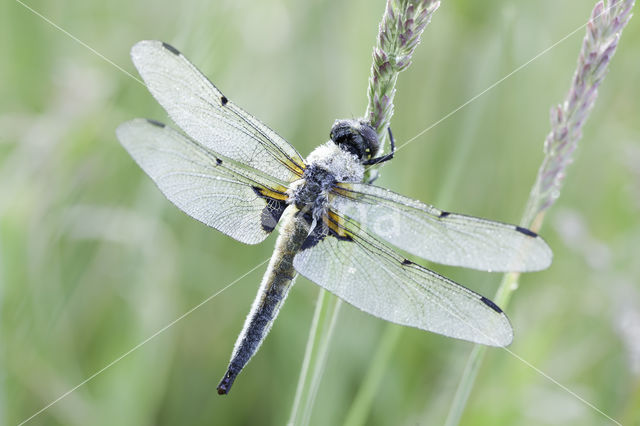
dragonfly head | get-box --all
[330,119,379,162]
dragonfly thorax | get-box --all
[305,140,365,183]
[288,164,334,213]
[288,141,364,223]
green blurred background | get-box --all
[2,0,639,424]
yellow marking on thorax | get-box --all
[255,185,289,201]
[326,210,352,239]
[332,183,357,199]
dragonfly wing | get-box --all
[130,40,305,183]
[293,212,513,346]
[330,183,552,272]
[117,119,290,244]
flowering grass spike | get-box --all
[523,0,635,227]
[365,0,440,157]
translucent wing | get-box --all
[330,183,552,272]
[293,213,513,346]
[117,119,290,244]
[130,40,305,183]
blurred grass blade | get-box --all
[343,326,402,426]
[364,0,440,181]
[288,289,326,425]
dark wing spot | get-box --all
[331,230,353,242]
[301,227,324,250]
[252,187,287,233]
[480,296,503,314]
[161,42,180,56]
[439,211,451,218]
[221,96,229,106]
[146,119,165,128]
[260,199,287,233]
[300,213,353,250]
[515,226,537,238]
[401,259,414,266]
[299,210,325,250]
[216,158,223,165]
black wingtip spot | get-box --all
[221,96,228,106]
[439,211,451,218]
[401,259,414,266]
[146,119,165,128]
[216,158,223,165]
[480,296,503,314]
[162,42,180,55]
[515,226,538,238]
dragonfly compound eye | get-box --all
[330,119,379,161]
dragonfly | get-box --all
[117,40,552,395]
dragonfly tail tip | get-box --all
[217,369,238,395]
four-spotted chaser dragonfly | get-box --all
[117,40,552,395]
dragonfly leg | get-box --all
[362,127,395,166]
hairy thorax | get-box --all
[287,141,364,222]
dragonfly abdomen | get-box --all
[217,205,310,395]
